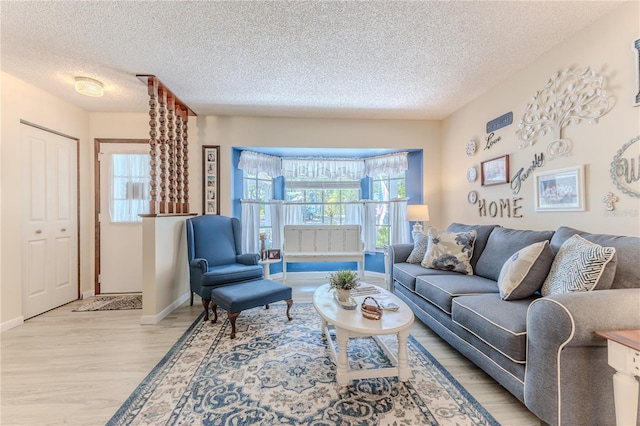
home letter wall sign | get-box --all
[478,197,523,218]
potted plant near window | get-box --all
[329,269,360,302]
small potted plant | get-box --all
[329,269,360,302]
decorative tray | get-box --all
[333,293,357,310]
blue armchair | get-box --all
[186,215,264,320]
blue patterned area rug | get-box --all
[108,304,499,426]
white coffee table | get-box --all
[312,283,414,386]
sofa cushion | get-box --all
[550,226,639,289]
[421,228,477,275]
[475,227,555,281]
[497,240,555,300]
[406,233,429,264]
[446,223,500,269]
[393,263,459,291]
[415,274,498,315]
[452,294,537,364]
[541,234,617,296]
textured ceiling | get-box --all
[0,1,623,120]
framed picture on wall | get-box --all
[534,165,585,211]
[202,145,220,215]
[634,38,640,106]
[480,154,510,186]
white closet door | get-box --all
[22,125,78,319]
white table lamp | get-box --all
[407,204,430,238]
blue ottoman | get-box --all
[210,279,293,339]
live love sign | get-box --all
[610,136,640,198]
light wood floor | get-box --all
[1,273,540,425]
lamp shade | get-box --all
[75,77,103,97]
[407,204,430,222]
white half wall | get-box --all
[140,215,192,324]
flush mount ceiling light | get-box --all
[74,76,103,97]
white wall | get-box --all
[441,2,640,236]
[1,71,90,326]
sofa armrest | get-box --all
[525,288,640,425]
[388,244,415,292]
[389,244,414,264]
[237,253,260,265]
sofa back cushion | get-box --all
[475,227,555,281]
[550,226,639,289]
[446,223,500,270]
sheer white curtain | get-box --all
[284,203,303,225]
[238,150,282,178]
[281,158,365,180]
[109,152,150,223]
[241,200,261,253]
[345,203,363,225]
[269,201,284,250]
[389,198,409,245]
[363,201,378,253]
[364,152,408,177]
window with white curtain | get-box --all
[285,178,360,225]
[109,153,150,223]
[371,171,406,247]
[243,172,273,248]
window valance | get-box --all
[364,152,408,177]
[238,151,282,178]
[239,150,409,179]
[281,158,365,180]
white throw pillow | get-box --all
[497,241,554,300]
[541,234,616,296]
[421,228,476,275]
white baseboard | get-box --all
[81,290,95,300]
[1,316,24,333]
[140,292,191,325]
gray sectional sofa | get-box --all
[389,224,640,426]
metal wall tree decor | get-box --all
[516,67,611,160]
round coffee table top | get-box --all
[312,283,414,334]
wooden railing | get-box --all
[137,75,196,215]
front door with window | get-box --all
[99,142,149,293]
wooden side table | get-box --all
[595,329,640,426]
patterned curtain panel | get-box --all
[364,152,408,177]
[238,151,282,178]
[281,158,365,180]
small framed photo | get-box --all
[267,249,281,260]
[534,165,585,211]
[634,38,640,106]
[480,154,510,186]
[202,145,220,215]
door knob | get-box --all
[61,228,67,232]
[35,229,42,234]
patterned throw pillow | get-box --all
[406,233,429,264]
[421,228,477,275]
[497,241,555,300]
[541,234,617,296]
